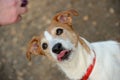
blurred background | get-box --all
[0,0,120,80]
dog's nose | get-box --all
[52,43,63,54]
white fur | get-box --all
[90,41,120,80]
[44,31,53,41]
[44,31,120,80]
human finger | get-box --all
[18,7,28,14]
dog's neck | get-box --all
[57,38,95,80]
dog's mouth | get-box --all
[57,50,71,61]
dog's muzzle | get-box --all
[52,43,71,61]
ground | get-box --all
[0,0,120,80]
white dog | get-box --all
[26,9,120,80]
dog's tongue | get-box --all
[57,50,68,61]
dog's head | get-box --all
[26,9,90,62]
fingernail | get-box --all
[21,0,28,7]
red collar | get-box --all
[81,51,96,80]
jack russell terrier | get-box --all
[26,9,120,80]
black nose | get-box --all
[52,43,63,54]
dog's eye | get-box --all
[42,43,48,50]
[56,28,63,35]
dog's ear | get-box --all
[26,36,45,61]
[54,9,79,25]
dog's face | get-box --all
[26,9,90,62]
[43,26,78,62]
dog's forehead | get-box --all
[42,23,75,41]
[44,31,53,41]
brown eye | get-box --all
[56,28,63,35]
[42,43,48,50]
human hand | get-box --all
[0,0,28,26]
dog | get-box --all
[26,9,120,80]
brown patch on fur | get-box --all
[52,9,79,26]
[78,37,91,53]
[46,9,79,32]
[26,36,45,61]
[47,9,79,38]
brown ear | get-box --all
[26,36,45,61]
[54,9,79,25]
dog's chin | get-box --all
[57,49,72,61]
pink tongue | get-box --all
[57,50,68,61]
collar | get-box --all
[81,50,96,80]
